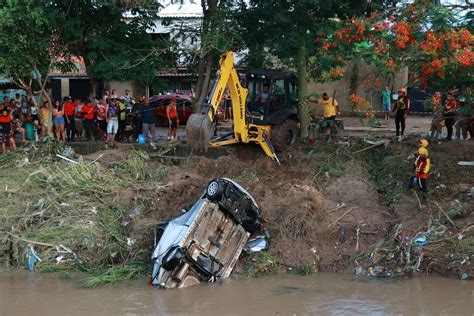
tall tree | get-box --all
[173,0,241,112]
[0,0,73,134]
[241,0,395,137]
[55,0,170,98]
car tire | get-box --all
[271,119,298,152]
[206,179,224,201]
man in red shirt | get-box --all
[63,96,77,142]
[81,100,96,141]
[0,108,16,153]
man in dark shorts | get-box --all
[0,108,16,153]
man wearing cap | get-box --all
[392,88,410,141]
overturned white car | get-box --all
[151,178,261,289]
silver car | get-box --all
[151,178,261,288]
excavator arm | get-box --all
[186,51,280,163]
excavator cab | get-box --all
[186,51,300,163]
[245,69,298,126]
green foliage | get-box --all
[0,0,74,92]
[243,252,278,278]
[360,146,410,206]
[81,260,149,287]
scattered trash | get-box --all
[62,147,74,157]
[468,187,474,197]
[56,154,79,164]
[55,255,64,264]
[355,266,366,275]
[367,266,392,277]
[89,206,98,214]
[457,161,474,166]
[460,272,469,280]
[412,235,429,247]
[127,238,136,247]
[26,245,41,271]
[244,235,268,253]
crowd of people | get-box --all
[0,89,184,153]
[382,87,472,141]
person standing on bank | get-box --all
[140,98,157,146]
[81,99,96,141]
[166,97,179,141]
[106,98,119,148]
[443,92,457,141]
[392,88,410,141]
[381,86,391,121]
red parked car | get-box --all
[150,94,228,126]
[151,95,194,126]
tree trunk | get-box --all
[195,54,213,112]
[192,0,217,113]
[90,77,99,101]
[81,54,98,101]
[297,40,309,138]
[193,50,206,110]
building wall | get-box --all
[107,80,147,98]
[308,63,408,115]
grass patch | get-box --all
[1,144,169,274]
[81,260,149,287]
[359,146,411,206]
[243,252,278,278]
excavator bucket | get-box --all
[186,113,216,151]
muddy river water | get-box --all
[0,271,472,315]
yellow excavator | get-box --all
[186,51,299,163]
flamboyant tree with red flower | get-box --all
[310,0,473,110]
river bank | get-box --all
[0,136,472,285]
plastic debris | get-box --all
[127,238,136,247]
[244,235,268,253]
[367,266,392,277]
[355,266,366,275]
[412,235,429,247]
[457,161,474,166]
[460,272,469,280]
[26,245,41,271]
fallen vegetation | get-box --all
[1,137,472,286]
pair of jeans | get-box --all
[142,122,156,143]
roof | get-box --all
[158,1,203,18]
[246,69,296,80]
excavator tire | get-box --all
[271,119,298,152]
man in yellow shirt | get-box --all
[317,92,340,135]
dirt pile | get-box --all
[130,149,390,274]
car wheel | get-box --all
[206,180,224,201]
